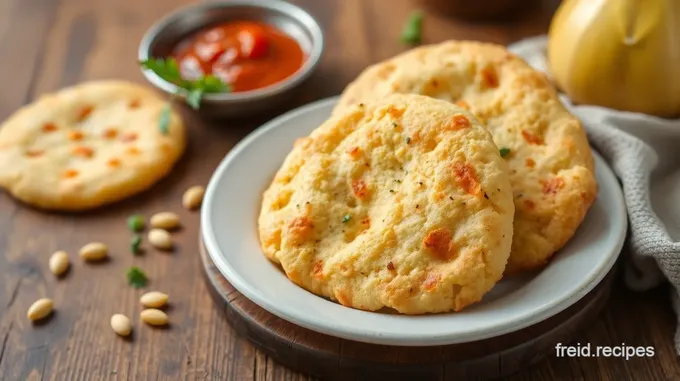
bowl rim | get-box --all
[137,0,324,102]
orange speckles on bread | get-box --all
[521,130,543,145]
[351,179,369,200]
[446,114,470,130]
[62,169,79,179]
[42,122,58,132]
[453,114,470,128]
[312,261,324,278]
[120,132,138,143]
[68,130,84,141]
[453,162,480,195]
[332,40,597,274]
[422,273,441,291]
[126,146,141,155]
[286,216,314,244]
[106,158,121,168]
[386,105,405,118]
[258,94,514,314]
[102,128,118,139]
[71,146,94,158]
[542,177,565,194]
[75,105,94,122]
[479,65,499,89]
[455,100,470,109]
[347,146,362,160]
[423,228,457,261]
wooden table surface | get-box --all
[1,0,679,380]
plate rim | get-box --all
[201,96,627,346]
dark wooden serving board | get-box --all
[199,237,615,381]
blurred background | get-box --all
[0,0,562,119]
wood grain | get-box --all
[0,0,678,380]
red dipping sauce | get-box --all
[171,21,306,92]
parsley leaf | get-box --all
[126,266,147,288]
[499,147,511,158]
[127,214,145,232]
[140,58,231,110]
[200,75,230,93]
[186,89,203,110]
[158,104,171,135]
[342,214,351,223]
[401,11,424,45]
[140,58,182,84]
[130,235,142,255]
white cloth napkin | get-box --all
[508,36,680,353]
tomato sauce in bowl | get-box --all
[171,21,306,93]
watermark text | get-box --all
[555,343,654,360]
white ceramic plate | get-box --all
[201,97,627,346]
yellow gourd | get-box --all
[548,0,680,117]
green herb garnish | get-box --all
[126,266,147,288]
[406,137,411,144]
[127,214,145,232]
[140,57,231,111]
[140,58,182,84]
[186,89,203,110]
[158,104,171,135]
[342,214,351,223]
[401,11,424,45]
[131,235,142,255]
[499,147,511,158]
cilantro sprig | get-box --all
[126,266,147,288]
[140,58,230,108]
[130,235,142,255]
[158,105,171,135]
[140,58,231,133]
[127,214,145,232]
[401,11,424,45]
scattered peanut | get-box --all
[150,212,181,230]
[140,291,169,308]
[27,298,53,321]
[182,185,205,210]
[148,229,173,250]
[79,242,108,261]
[110,314,132,336]
[140,309,169,326]
[49,250,70,276]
